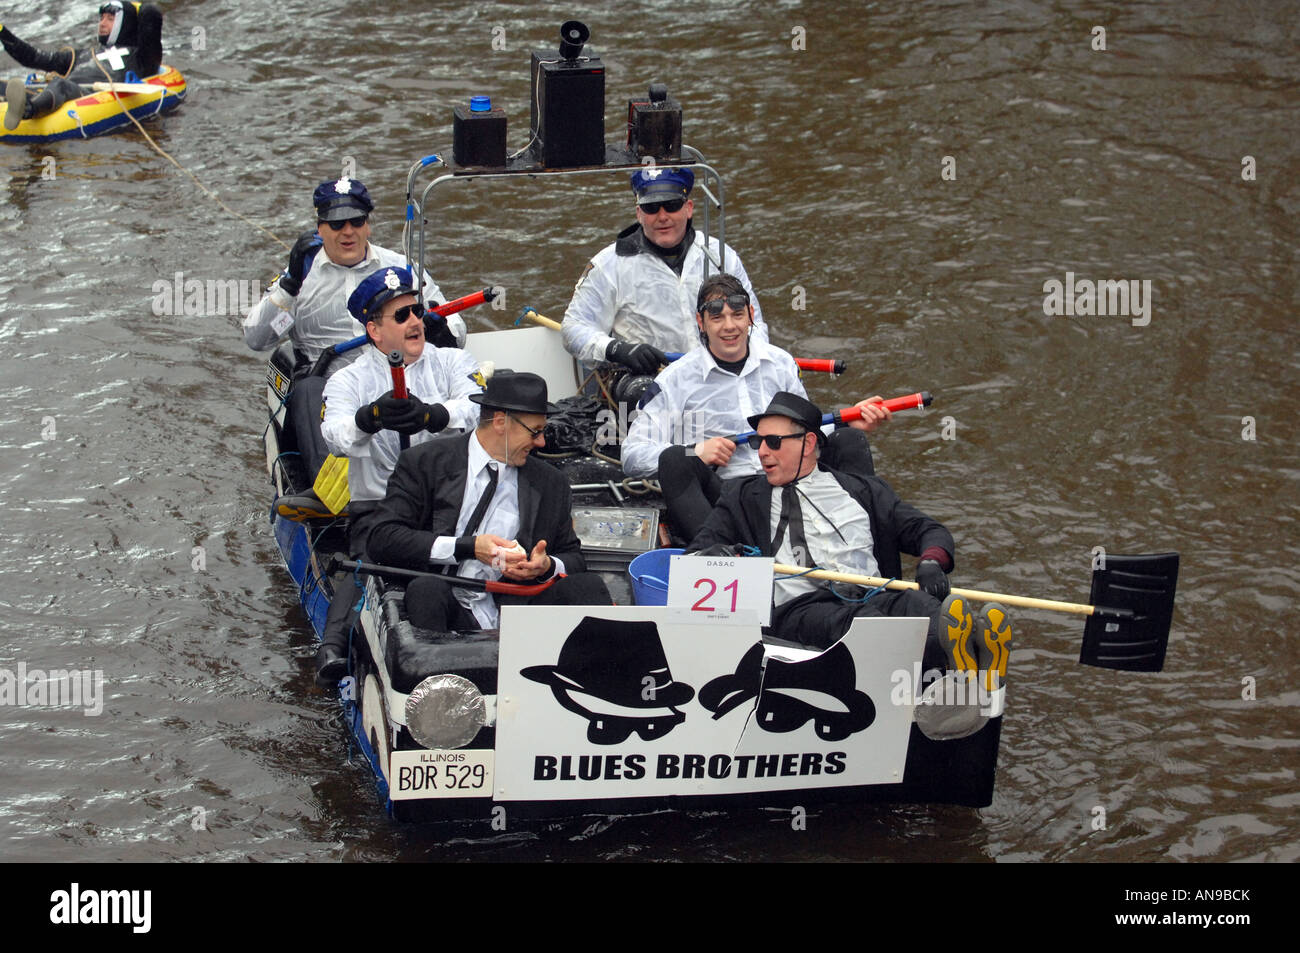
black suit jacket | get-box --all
[367,431,586,576]
[686,464,954,577]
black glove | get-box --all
[424,312,457,349]
[405,397,450,435]
[355,391,449,436]
[915,559,950,600]
[278,230,322,297]
[606,339,668,376]
[691,544,744,558]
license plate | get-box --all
[388,749,494,800]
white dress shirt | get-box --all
[771,468,880,606]
[426,432,566,628]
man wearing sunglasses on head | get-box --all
[311,266,485,685]
[687,393,992,674]
[367,371,613,636]
[622,274,889,541]
[561,167,766,376]
[242,176,465,370]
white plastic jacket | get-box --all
[621,338,805,479]
[242,241,463,363]
[320,344,485,503]
[561,224,767,364]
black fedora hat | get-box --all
[469,370,560,415]
[757,642,875,741]
[522,616,695,709]
[746,391,823,433]
[701,641,875,741]
[699,643,764,720]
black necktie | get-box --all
[772,484,812,566]
[464,463,499,535]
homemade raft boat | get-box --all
[263,331,1013,821]
[258,22,1177,820]
[260,160,1177,822]
[0,65,184,143]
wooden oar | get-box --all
[517,307,562,331]
[774,551,1179,672]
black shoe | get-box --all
[315,643,348,687]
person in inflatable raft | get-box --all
[2,2,163,131]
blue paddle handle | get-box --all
[333,334,368,355]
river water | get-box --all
[0,0,1296,863]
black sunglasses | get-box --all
[388,302,425,324]
[700,294,751,317]
[746,431,807,451]
[639,198,685,215]
[586,710,685,744]
[320,215,368,231]
[508,413,545,438]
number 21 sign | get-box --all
[665,555,774,625]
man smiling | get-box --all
[368,372,612,633]
[623,274,889,541]
[245,176,463,484]
[687,392,1007,674]
[561,168,767,375]
[242,177,462,369]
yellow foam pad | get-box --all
[313,454,351,515]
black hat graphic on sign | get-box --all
[699,641,875,742]
[521,617,695,745]
[699,643,765,719]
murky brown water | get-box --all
[0,0,1296,862]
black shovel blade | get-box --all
[1079,552,1179,672]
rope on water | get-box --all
[89,38,289,252]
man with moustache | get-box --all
[311,266,484,685]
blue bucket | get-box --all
[628,548,684,606]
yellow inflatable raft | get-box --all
[0,64,184,143]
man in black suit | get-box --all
[688,392,1004,674]
[368,371,612,630]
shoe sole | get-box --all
[940,594,977,672]
[3,79,26,131]
[978,602,1012,692]
[276,502,345,521]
